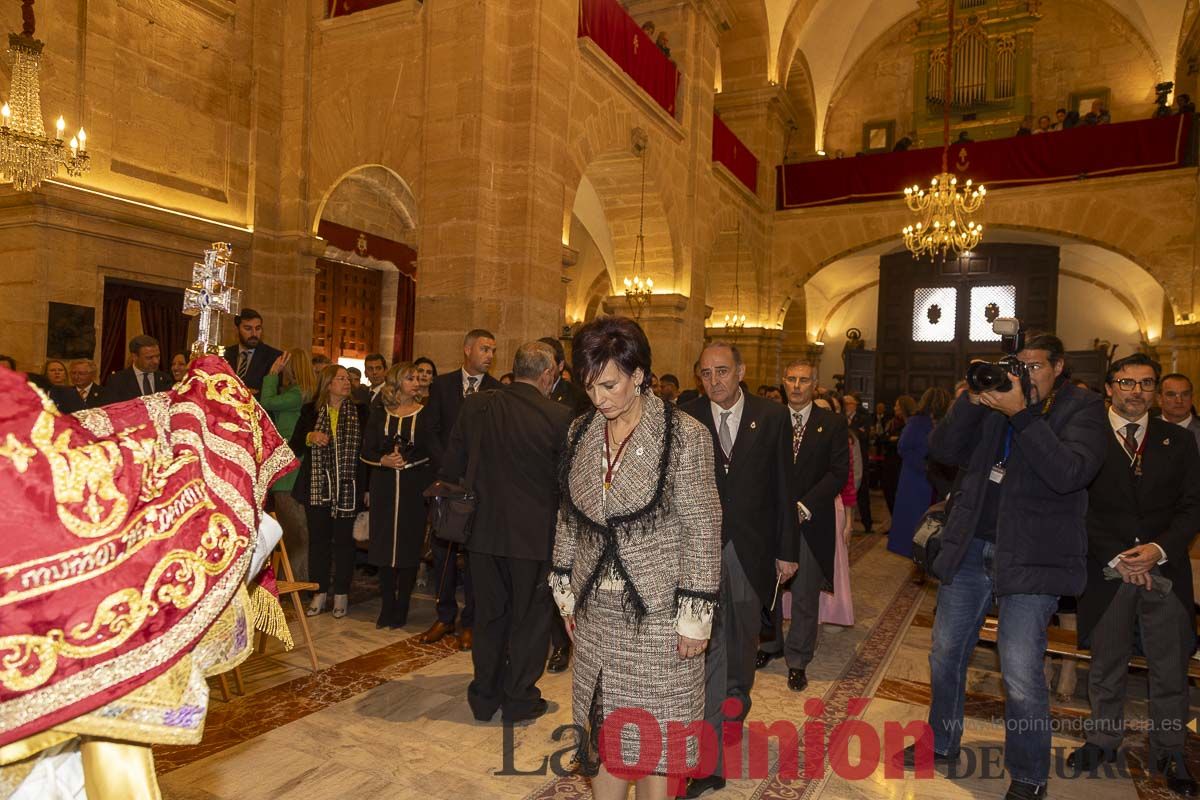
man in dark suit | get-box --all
[68,359,105,408]
[679,342,796,798]
[1160,373,1200,451]
[676,359,705,405]
[419,328,501,650]
[538,336,590,418]
[104,335,173,404]
[843,392,873,532]
[441,341,570,724]
[759,358,849,693]
[1068,355,1200,795]
[364,352,388,408]
[536,336,589,675]
[222,308,282,396]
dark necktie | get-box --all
[140,372,152,396]
[792,411,806,458]
[1121,422,1139,460]
[237,351,250,379]
[465,376,479,396]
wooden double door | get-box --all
[875,244,1059,405]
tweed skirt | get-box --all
[572,585,704,777]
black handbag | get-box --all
[421,393,491,544]
[911,500,947,578]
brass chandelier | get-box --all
[0,0,89,192]
[902,0,984,260]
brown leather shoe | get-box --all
[459,628,473,651]
[418,620,455,644]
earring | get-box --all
[635,385,642,395]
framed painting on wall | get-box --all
[862,120,896,153]
[1069,87,1111,117]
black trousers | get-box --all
[550,610,570,650]
[1086,578,1194,761]
[378,566,418,626]
[467,551,552,720]
[761,537,823,669]
[432,537,474,627]
[305,506,355,595]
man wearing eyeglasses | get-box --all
[894,332,1108,800]
[1067,355,1200,796]
[1160,373,1200,451]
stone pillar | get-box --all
[1163,323,1200,388]
[413,0,576,373]
[602,293,694,378]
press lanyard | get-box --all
[999,425,1013,466]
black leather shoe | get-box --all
[787,668,808,692]
[755,650,780,670]
[1004,780,1046,800]
[547,645,571,673]
[1158,753,1199,797]
[683,775,726,798]
[502,698,549,725]
[1066,742,1116,771]
[892,743,960,771]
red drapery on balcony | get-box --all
[777,114,1194,210]
[578,0,679,117]
[712,115,759,193]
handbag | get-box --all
[422,393,491,544]
[911,500,947,579]
[352,510,370,543]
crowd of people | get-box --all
[5,313,1200,800]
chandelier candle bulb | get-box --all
[77,128,85,150]
[54,115,63,137]
[1,103,9,123]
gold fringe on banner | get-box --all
[248,583,294,651]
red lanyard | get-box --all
[604,421,638,491]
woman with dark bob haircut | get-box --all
[549,315,722,798]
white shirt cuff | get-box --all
[1152,542,1168,564]
[674,594,716,640]
[797,501,812,522]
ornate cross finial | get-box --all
[183,242,242,357]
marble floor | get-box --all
[155,499,1195,799]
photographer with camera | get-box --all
[895,325,1108,800]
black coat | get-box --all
[680,394,797,606]
[103,368,173,404]
[360,406,434,568]
[1078,417,1200,645]
[550,376,592,418]
[439,382,571,561]
[928,384,1108,596]
[422,369,503,468]
[288,400,370,508]
[222,343,283,394]
[784,405,850,588]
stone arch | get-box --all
[718,0,772,88]
[562,103,686,296]
[771,174,1196,325]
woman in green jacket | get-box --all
[260,348,317,579]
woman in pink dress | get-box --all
[819,418,857,628]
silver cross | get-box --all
[183,242,242,356]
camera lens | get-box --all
[966,362,1013,393]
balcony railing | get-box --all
[327,0,407,18]
[777,114,1195,210]
[578,0,680,118]
[712,115,758,193]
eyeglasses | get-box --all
[1163,390,1193,400]
[1019,362,1046,372]
[1112,378,1158,391]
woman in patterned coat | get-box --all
[550,316,722,800]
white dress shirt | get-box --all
[1106,407,1165,565]
[461,368,484,396]
[710,388,746,453]
[1173,413,1195,430]
[132,366,156,394]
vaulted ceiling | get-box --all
[723,0,1190,149]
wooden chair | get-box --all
[257,536,321,673]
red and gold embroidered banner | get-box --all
[0,356,296,747]
[578,0,679,117]
[713,115,759,193]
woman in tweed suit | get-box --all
[550,316,722,799]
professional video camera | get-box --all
[965,317,1026,393]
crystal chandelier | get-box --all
[724,222,746,332]
[622,142,653,319]
[901,0,984,260]
[0,1,89,192]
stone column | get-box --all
[602,293,694,378]
[1163,323,1200,388]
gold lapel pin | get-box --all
[750,421,757,430]
[817,426,823,433]
[1163,438,1170,446]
